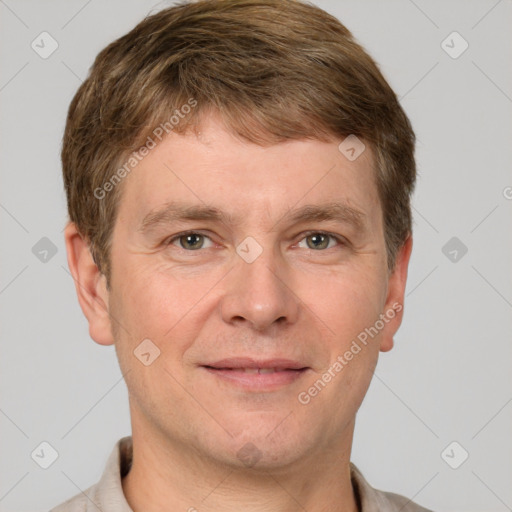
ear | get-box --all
[64,222,115,346]
[379,235,413,353]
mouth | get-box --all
[200,358,310,391]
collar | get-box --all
[57,436,430,512]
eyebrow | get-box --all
[138,202,235,234]
[138,201,367,234]
[285,203,367,232]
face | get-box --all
[70,113,411,471]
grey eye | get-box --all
[304,233,332,250]
[178,233,205,250]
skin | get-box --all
[65,113,412,512]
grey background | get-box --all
[1,0,511,510]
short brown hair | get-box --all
[62,0,416,284]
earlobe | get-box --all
[379,235,413,353]
[64,222,115,346]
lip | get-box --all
[201,358,310,392]
[204,357,307,370]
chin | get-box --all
[208,417,313,470]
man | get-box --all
[52,0,432,510]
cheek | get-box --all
[108,264,204,409]
[108,258,223,352]
[302,265,386,349]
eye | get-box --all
[169,232,214,250]
[297,232,341,250]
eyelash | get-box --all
[298,230,346,249]
[165,230,346,250]
[165,230,214,246]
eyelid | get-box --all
[163,229,347,249]
[165,230,216,248]
[295,230,348,248]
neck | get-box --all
[122,419,359,512]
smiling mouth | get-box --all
[203,366,306,374]
[201,364,309,391]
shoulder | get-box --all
[378,490,434,512]
[350,463,434,512]
[49,436,133,512]
[49,483,97,512]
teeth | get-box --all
[243,368,259,374]
[258,368,276,374]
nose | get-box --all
[220,247,300,332]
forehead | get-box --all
[116,115,381,229]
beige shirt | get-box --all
[51,437,433,512]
